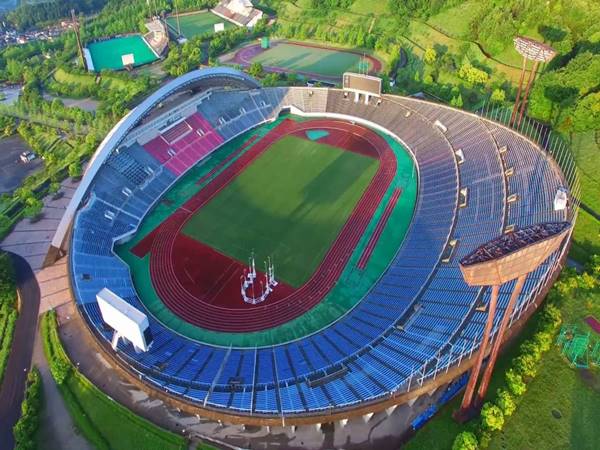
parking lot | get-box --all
[0,135,43,193]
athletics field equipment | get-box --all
[84,35,158,72]
[229,40,383,80]
[61,68,576,426]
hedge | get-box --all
[13,367,43,450]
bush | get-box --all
[478,430,492,449]
[513,353,538,379]
[480,402,504,431]
[452,431,479,450]
[13,367,42,450]
[23,197,43,219]
[68,162,82,179]
[539,303,562,331]
[505,368,526,396]
[532,331,552,353]
[519,339,543,362]
[495,388,516,417]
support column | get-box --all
[474,274,527,407]
[454,284,499,421]
[510,56,528,127]
[516,60,540,128]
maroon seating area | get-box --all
[136,119,398,332]
[143,113,224,176]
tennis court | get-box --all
[166,11,233,38]
[86,35,158,71]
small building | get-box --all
[212,0,264,28]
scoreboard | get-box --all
[343,72,382,97]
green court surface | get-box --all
[183,135,378,288]
[117,116,417,347]
[250,43,370,77]
[166,12,233,38]
[86,35,157,72]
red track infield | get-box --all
[137,119,397,332]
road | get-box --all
[0,253,40,450]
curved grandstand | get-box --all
[61,68,575,425]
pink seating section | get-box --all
[142,113,225,176]
[162,120,192,143]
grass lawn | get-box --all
[250,42,371,77]
[570,131,600,264]
[405,279,600,450]
[166,11,233,38]
[86,35,158,71]
[53,68,134,92]
[183,134,378,287]
[426,1,482,38]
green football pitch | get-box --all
[86,35,157,71]
[182,135,379,288]
[249,43,370,77]
[117,116,418,347]
[166,12,233,38]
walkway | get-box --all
[0,178,79,272]
[0,253,40,449]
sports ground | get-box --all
[231,41,383,79]
[166,11,233,39]
[86,35,158,71]
[117,116,417,347]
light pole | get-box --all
[510,36,556,128]
[454,222,571,422]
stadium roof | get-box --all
[460,222,571,267]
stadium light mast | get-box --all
[510,36,556,128]
[454,222,571,422]
[71,9,87,71]
[174,0,181,38]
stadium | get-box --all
[54,67,575,427]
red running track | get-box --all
[356,188,402,270]
[147,119,397,332]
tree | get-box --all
[424,47,437,65]
[452,431,478,450]
[458,63,489,85]
[480,402,504,431]
[248,62,264,78]
[496,388,516,417]
[451,94,464,108]
[491,88,505,103]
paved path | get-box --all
[31,317,92,450]
[0,253,40,449]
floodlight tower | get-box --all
[510,36,556,128]
[71,9,87,71]
[454,222,571,422]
